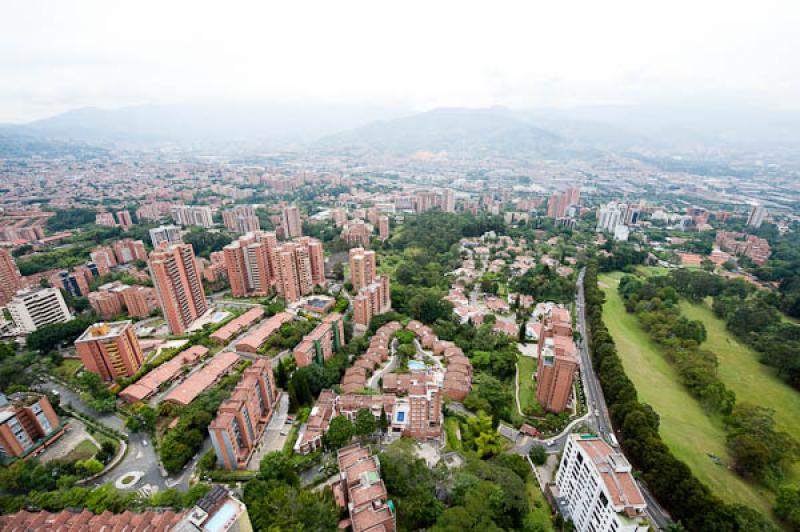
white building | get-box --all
[7,287,73,334]
[613,225,630,242]
[171,205,214,228]
[556,434,648,532]
[149,225,183,248]
[596,204,622,233]
[747,204,767,228]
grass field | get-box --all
[63,439,99,462]
[599,272,776,519]
[517,355,537,413]
[680,300,800,483]
[444,416,463,452]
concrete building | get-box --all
[548,187,580,219]
[7,287,73,334]
[52,264,99,298]
[556,434,648,532]
[223,205,260,234]
[148,243,208,334]
[747,204,767,228]
[335,444,396,532]
[281,205,302,238]
[353,275,391,330]
[378,215,390,241]
[349,247,377,291]
[75,321,144,382]
[113,238,147,263]
[209,358,279,470]
[223,231,277,298]
[0,247,23,307]
[596,203,623,233]
[172,205,214,228]
[149,225,182,248]
[293,313,345,368]
[0,392,62,460]
[536,308,578,413]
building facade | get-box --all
[293,313,345,367]
[75,321,145,381]
[0,393,61,460]
[353,275,391,330]
[209,358,280,470]
[8,287,73,334]
[172,205,214,228]
[148,243,208,334]
[556,434,648,532]
[0,247,22,307]
[536,308,578,413]
[349,247,377,291]
[281,205,302,238]
[149,225,183,248]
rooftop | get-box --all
[75,320,133,342]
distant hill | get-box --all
[314,107,569,157]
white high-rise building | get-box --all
[149,225,183,248]
[596,203,622,233]
[556,435,648,532]
[747,204,767,228]
[7,287,73,334]
[171,205,214,228]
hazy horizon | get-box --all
[2,0,800,123]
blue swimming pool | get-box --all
[408,360,426,370]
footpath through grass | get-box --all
[680,299,800,483]
[599,272,776,519]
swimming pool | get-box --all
[408,360,426,370]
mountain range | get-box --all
[3,102,800,158]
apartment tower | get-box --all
[0,247,22,307]
[75,321,144,381]
[148,243,208,334]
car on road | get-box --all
[142,439,148,446]
[280,431,288,436]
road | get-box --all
[574,269,671,530]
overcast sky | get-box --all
[1,0,798,122]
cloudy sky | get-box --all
[1,0,798,122]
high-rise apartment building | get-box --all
[121,285,159,318]
[51,264,99,298]
[547,187,580,218]
[90,246,117,274]
[556,434,647,532]
[342,221,371,247]
[171,205,214,228]
[223,231,278,298]
[116,210,134,228]
[88,290,124,320]
[293,313,346,367]
[353,275,391,330]
[378,216,390,241]
[95,212,117,227]
[281,205,302,238]
[148,243,208,334]
[0,392,61,459]
[747,204,767,228]
[75,320,144,382]
[0,247,23,307]
[273,237,325,303]
[536,307,578,413]
[113,239,147,263]
[596,203,623,233]
[222,205,260,234]
[349,247,377,291]
[8,287,73,334]
[208,358,279,470]
[442,189,456,213]
[149,225,182,248]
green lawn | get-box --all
[517,355,537,414]
[51,359,83,381]
[680,299,800,483]
[444,416,463,452]
[63,439,99,462]
[599,272,776,519]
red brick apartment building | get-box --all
[335,444,396,532]
[208,358,280,469]
[293,313,346,368]
[0,392,62,459]
[536,307,578,413]
[148,243,208,334]
[75,321,144,382]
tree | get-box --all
[243,480,339,531]
[259,451,299,486]
[529,444,547,466]
[378,407,389,432]
[324,415,354,449]
[774,483,800,528]
[354,408,376,437]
